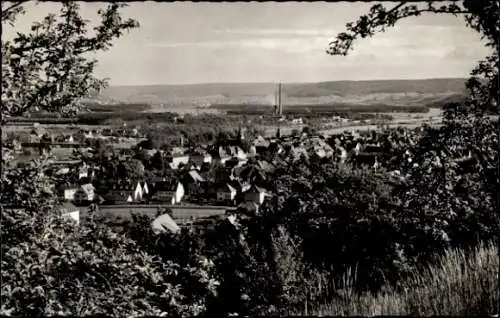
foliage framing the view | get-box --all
[327,0,499,115]
[1,1,499,317]
[1,1,139,119]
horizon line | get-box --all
[106,77,468,88]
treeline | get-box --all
[133,114,263,148]
[77,111,179,125]
[211,103,430,114]
[423,94,468,108]
[82,102,152,113]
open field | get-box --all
[258,107,443,137]
[78,204,232,224]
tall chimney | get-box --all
[274,83,278,115]
[278,83,282,116]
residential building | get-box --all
[55,166,71,176]
[227,146,247,161]
[74,183,96,204]
[101,191,133,204]
[77,162,91,180]
[169,154,190,170]
[210,146,232,166]
[60,184,80,201]
[243,185,269,206]
[151,213,180,235]
[216,183,237,205]
[181,168,206,197]
[152,180,185,205]
[257,160,275,174]
[101,181,143,204]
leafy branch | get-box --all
[327,0,499,114]
[1,2,139,119]
[327,2,472,56]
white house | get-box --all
[62,185,79,201]
[83,130,93,139]
[169,155,190,170]
[151,213,180,235]
[77,163,90,179]
[228,146,247,161]
[74,183,96,203]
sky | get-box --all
[2,1,492,86]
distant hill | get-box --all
[95,78,468,112]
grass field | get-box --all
[78,205,230,224]
[301,241,498,316]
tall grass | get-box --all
[295,241,499,316]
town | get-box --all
[7,118,421,231]
[2,1,497,317]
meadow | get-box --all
[303,241,498,316]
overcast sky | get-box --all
[3,1,491,86]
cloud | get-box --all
[214,28,337,37]
[148,36,332,54]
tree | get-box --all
[327,0,499,115]
[327,0,499,237]
[0,2,229,316]
[1,2,139,119]
[1,201,220,316]
[117,159,145,181]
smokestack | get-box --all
[278,83,282,116]
[274,82,279,115]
